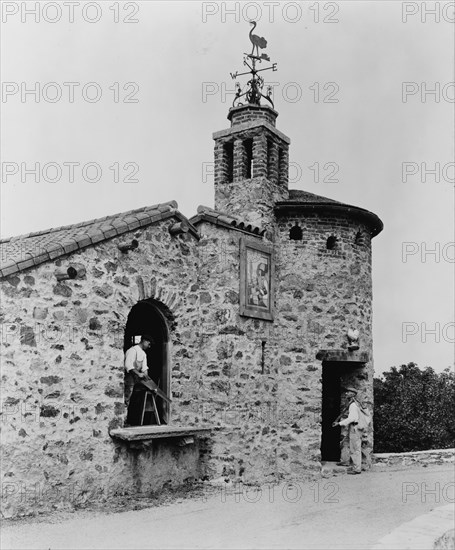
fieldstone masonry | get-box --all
[1,104,383,518]
[373,448,455,469]
[0,219,206,517]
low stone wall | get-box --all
[373,448,455,470]
[1,437,209,519]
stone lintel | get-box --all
[316,349,369,364]
[213,120,291,145]
[110,425,212,442]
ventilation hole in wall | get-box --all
[326,235,338,250]
[289,224,303,241]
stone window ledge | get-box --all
[110,425,212,443]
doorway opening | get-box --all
[321,363,342,461]
[123,299,170,426]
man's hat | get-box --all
[341,386,358,394]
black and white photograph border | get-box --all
[0,1,454,549]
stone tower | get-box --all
[210,26,384,471]
[213,103,290,231]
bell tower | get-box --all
[212,23,290,230]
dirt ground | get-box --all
[1,464,454,550]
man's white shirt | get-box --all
[339,401,360,426]
[124,345,148,374]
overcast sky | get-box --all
[1,1,454,376]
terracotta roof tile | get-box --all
[190,206,265,237]
[135,212,151,221]
[90,233,106,244]
[32,253,50,266]
[286,190,346,205]
[100,227,118,239]
[1,264,19,277]
[75,236,92,248]
[125,219,141,231]
[16,258,35,271]
[0,200,199,278]
[111,220,128,230]
[61,241,79,254]
[47,247,65,260]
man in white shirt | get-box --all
[332,386,362,474]
[124,335,153,409]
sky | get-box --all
[1,0,454,376]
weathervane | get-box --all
[230,21,277,108]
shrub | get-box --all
[373,363,455,453]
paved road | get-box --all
[2,465,454,549]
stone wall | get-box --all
[274,212,375,468]
[0,218,205,518]
[182,222,282,484]
[180,211,376,483]
[215,175,286,231]
[373,448,455,469]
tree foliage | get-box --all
[373,363,455,453]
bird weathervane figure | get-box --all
[230,21,277,108]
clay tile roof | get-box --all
[0,200,199,279]
[190,206,266,237]
[287,190,347,205]
[276,190,383,237]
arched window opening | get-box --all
[289,224,303,241]
[224,141,234,183]
[267,138,273,179]
[244,138,253,179]
[278,147,285,185]
[326,235,338,250]
[123,300,170,427]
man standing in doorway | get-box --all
[124,335,153,409]
[332,386,362,475]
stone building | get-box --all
[0,77,383,518]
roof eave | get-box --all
[0,209,200,279]
[189,206,266,237]
[274,202,384,237]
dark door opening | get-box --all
[321,363,341,461]
[123,300,169,425]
